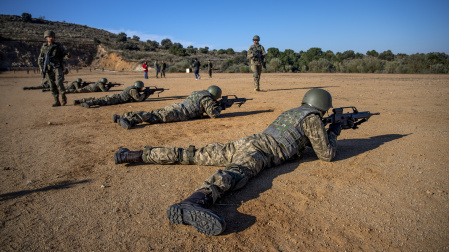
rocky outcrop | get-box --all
[90,45,141,71]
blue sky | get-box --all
[2,0,449,54]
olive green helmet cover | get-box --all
[207,85,222,100]
[301,88,333,112]
[253,35,260,41]
[44,30,55,39]
[76,78,82,83]
[100,78,108,84]
[134,81,144,89]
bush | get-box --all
[430,64,448,74]
[308,58,334,73]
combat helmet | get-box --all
[253,35,260,41]
[207,85,222,100]
[44,30,55,39]
[100,78,108,84]
[301,88,333,112]
[76,78,82,83]
[134,81,144,89]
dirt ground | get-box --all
[0,70,448,251]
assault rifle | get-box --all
[143,86,168,97]
[40,44,56,87]
[252,48,266,69]
[322,106,380,129]
[106,82,124,88]
[217,95,252,110]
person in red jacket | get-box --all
[143,61,149,79]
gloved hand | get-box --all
[328,122,342,136]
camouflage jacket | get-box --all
[120,85,147,102]
[247,43,266,65]
[182,90,222,119]
[38,42,69,69]
[263,105,337,161]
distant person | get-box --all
[247,35,266,91]
[38,30,71,107]
[154,60,160,78]
[192,58,201,80]
[143,61,149,79]
[161,60,167,78]
[207,60,213,78]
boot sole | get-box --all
[114,148,130,164]
[118,119,131,130]
[167,204,225,236]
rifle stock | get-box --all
[322,106,379,129]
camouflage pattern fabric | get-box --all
[77,81,110,93]
[247,44,266,90]
[120,91,222,126]
[38,42,69,98]
[79,86,147,106]
[140,108,337,202]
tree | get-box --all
[366,50,379,57]
[116,32,127,42]
[199,47,209,54]
[161,38,173,49]
[132,35,140,41]
[226,48,235,55]
[21,13,32,22]
[378,50,395,61]
[269,58,283,72]
[266,47,280,62]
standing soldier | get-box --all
[161,60,167,78]
[207,60,213,78]
[38,30,71,106]
[154,60,160,78]
[247,35,266,92]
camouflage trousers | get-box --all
[46,67,66,98]
[80,94,125,106]
[251,64,262,90]
[142,133,286,202]
[121,103,191,126]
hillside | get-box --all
[0,14,235,72]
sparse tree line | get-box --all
[10,13,449,74]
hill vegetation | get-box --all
[1,13,448,74]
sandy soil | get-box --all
[0,70,448,251]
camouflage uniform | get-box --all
[247,43,266,91]
[154,60,160,78]
[38,41,70,104]
[76,80,110,93]
[120,90,222,127]
[140,105,337,202]
[78,85,148,107]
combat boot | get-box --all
[118,118,134,130]
[167,189,225,236]
[114,148,143,164]
[61,93,67,106]
[73,100,80,105]
[81,102,92,108]
[112,114,120,123]
[52,96,61,107]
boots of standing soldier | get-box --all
[61,93,67,106]
[114,148,143,164]
[167,189,226,236]
[52,95,61,107]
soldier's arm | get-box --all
[302,114,337,162]
[261,45,267,56]
[129,89,147,102]
[99,83,109,92]
[201,97,222,118]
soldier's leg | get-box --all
[55,67,67,105]
[256,65,262,91]
[47,70,61,107]
[251,64,260,91]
